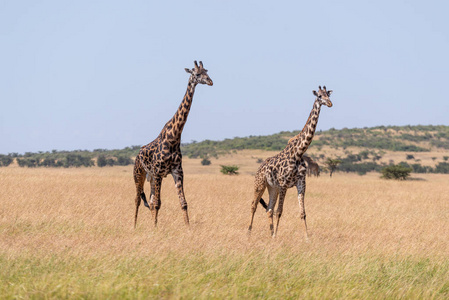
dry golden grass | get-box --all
[1,153,449,298]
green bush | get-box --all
[381,165,412,180]
[201,158,211,166]
[63,154,94,168]
[406,154,415,160]
[435,162,449,174]
[17,158,38,167]
[0,155,13,167]
[220,165,239,175]
[97,155,108,167]
[116,155,133,166]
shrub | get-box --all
[0,155,13,167]
[39,157,57,167]
[435,162,449,174]
[220,165,239,175]
[381,165,412,180]
[97,155,107,167]
[64,154,94,168]
[116,155,133,166]
[17,158,38,167]
[201,158,211,166]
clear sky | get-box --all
[1,0,448,154]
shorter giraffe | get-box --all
[248,86,333,237]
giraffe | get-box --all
[309,161,320,177]
[133,61,213,228]
[304,156,320,177]
[247,86,333,237]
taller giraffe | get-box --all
[133,61,213,228]
[248,86,333,237]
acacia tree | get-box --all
[325,158,341,177]
[381,164,412,180]
[220,165,239,175]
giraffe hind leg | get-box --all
[266,185,279,237]
[134,160,147,228]
[273,188,287,238]
[248,181,266,235]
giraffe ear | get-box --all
[313,90,318,97]
[327,90,333,96]
[185,68,192,74]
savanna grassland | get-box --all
[1,152,449,299]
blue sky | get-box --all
[1,0,448,154]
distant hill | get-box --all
[1,125,449,174]
[181,125,449,159]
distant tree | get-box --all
[406,154,414,160]
[325,158,341,177]
[201,158,211,166]
[381,165,412,180]
[359,150,370,160]
[17,158,38,167]
[256,158,263,163]
[0,155,13,167]
[64,154,94,167]
[97,155,107,167]
[106,158,115,166]
[116,155,133,166]
[432,157,437,161]
[443,156,449,162]
[435,162,449,174]
[39,157,57,167]
[220,165,239,175]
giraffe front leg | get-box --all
[297,175,308,238]
[172,168,189,226]
[273,188,287,238]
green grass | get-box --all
[2,251,448,299]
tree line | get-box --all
[1,147,139,168]
[1,125,449,174]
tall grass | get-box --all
[1,159,449,298]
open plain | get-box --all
[1,152,449,299]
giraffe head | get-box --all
[312,86,333,107]
[185,61,213,86]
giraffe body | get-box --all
[133,61,213,228]
[248,86,333,237]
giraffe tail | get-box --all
[140,192,150,209]
[259,198,268,211]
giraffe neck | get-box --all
[160,78,197,143]
[289,99,322,160]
